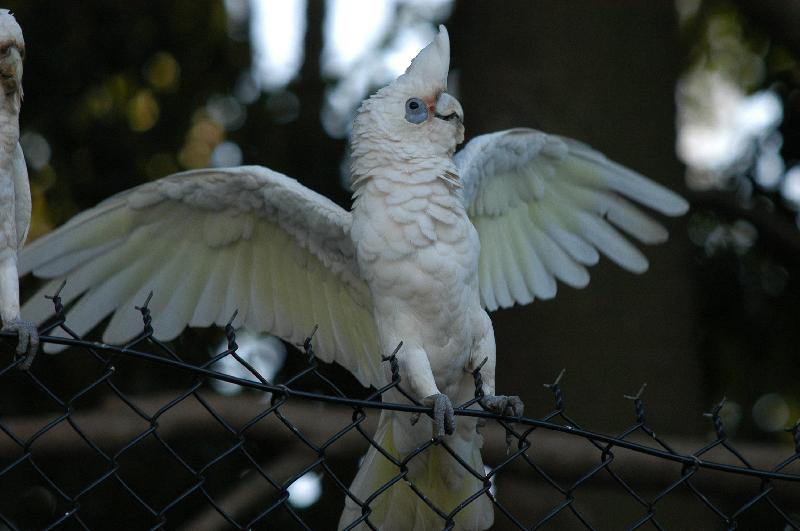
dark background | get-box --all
[1,0,799,528]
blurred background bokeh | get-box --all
[2,0,799,528]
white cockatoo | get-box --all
[20,26,687,529]
[0,9,37,369]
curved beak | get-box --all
[434,92,463,123]
[0,45,23,98]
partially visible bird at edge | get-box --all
[0,9,37,369]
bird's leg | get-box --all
[0,255,38,369]
[468,313,524,449]
[469,348,524,417]
[472,354,524,417]
[2,318,38,369]
[398,345,455,438]
[417,393,455,439]
[468,315,525,414]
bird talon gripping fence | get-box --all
[0,285,798,530]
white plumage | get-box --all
[0,9,37,368]
[456,129,687,311]
[20,26,687,530]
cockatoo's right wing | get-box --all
[20,166,384,387]
[456,128,689,311]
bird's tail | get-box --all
[338,410,493,531]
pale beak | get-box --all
[434,92,463,123]
[0,45,23,98]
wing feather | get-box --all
[525,221,589,289]
[486,223,514,309]
[577,212,648,273]
[533,206,599,266]
[190,247,233,328]
[497,217,533,305]
[148,239,205,339]
[221,237,253,328]
[456,128,687,309]
[509,211,556,300]
[473,219,497,311]
[247,226,275,332]
[21,166,383,387]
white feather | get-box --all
[22,167,383,387]
[456,127,687,307]
[578,212,648,273]
[486,223,514,309]
[189,249,229,328]
[509,213,556,299]
[497,219,533,304]
[526,221,589,289]
[247,225,275,332]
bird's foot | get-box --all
[411,393,455,439]
[480,394,524,418]
[481,395,524,453]
[3,319,39,370]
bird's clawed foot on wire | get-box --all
[480,395,524,418]
[3,318,39,370]
[481,395,524,453]
[413,393,455,439]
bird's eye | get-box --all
[405,97,428,124]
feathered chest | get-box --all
[350,177,480,294]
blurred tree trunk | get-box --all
[287,0,350,206]
[450,1,703,432]
[242,0,350,208]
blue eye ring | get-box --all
[405,97,428,124]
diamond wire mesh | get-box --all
[0,284,798,530]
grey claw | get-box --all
[481,395,524,454]
[422,393,455,438]
[508,396,524,418]
[481,394,524,418]
[3,319,39,370]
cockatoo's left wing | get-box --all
[20,166,384,386]
[456,128,688,311]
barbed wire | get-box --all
[0,283,798,530]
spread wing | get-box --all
[455,128,689,311]
[20,166,384,387]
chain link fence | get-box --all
[1,284,799,530]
